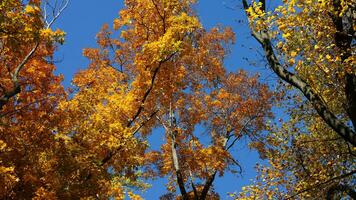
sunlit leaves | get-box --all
[248,0,355,114]
[0,0,69,198]
[60,0,273,198]
[1,0,277,198]
[240,0,356,198]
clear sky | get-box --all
[53,1,272,199]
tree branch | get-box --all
[44,0,69,29]
[127,51,177,127]
[99,109,159,167]
[199,171,217,200]
[326,184,356,200]
[227,115,259,150]
[158,110,188,199]
[0,43,39,110]
[127,64,161,127]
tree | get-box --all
[57,0,273,199]
[0,0,69,198]
[235,0,356,198]
[241,0,355,146]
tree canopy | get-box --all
[0,0,355,199]
[238,0,356,199]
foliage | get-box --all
[2,0,354,199]
[57,0,273,199]
[236,92,356,199]
[238,0,356,198]
[243,0,356,146]
[0,0,67,198]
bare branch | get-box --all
[45,0,69,28]
[226,115,259,150]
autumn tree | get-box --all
[234,0,356,198]
[0,0,69,198]
[242,0,355,146]
[56,0,274,199]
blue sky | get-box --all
[53,1,272,199]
